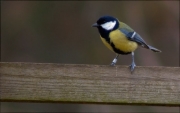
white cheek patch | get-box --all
[101,21,116,30]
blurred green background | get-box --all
[1,1,179,112]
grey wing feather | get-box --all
[119,28,149,48]
[119,28,161,52]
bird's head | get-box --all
[92,16,119,31]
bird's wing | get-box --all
[119,22,149,48]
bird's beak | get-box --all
[92,23,99,27]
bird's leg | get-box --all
[111,54,119,66]
[129,52,136,72]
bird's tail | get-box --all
[147,45,161,52]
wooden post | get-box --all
[0,62,180,106]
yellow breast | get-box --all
[100,29,138,53]
[100,37,114,52]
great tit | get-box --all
[92,16,161,72]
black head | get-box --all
[92,16,119,31]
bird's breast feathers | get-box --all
[101,29,138,53]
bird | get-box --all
[92,15,161,72]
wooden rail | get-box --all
[0,62,180,106]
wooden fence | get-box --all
[0,62,180,106]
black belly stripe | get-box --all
[98,27,131,55]
[110,42,131,55]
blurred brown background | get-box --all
[1,1,179,112]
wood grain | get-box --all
[0,62,180,106]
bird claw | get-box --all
[110,58,117,66]
[111,62,116,66]
[129,62,136,72]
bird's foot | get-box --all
[129,62,136,72]
[110,58,117,66]
[111,62,116,66]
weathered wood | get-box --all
[0,62,180,106]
